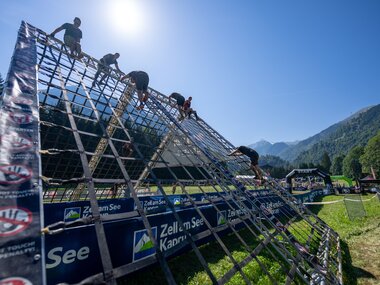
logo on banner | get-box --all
[9,112,33,125]
[0,165,32,185]
[64,207,81,222]
[260,204,272,216]
[275,221,286,232]
[133,227,157,262]
[217,211,227,226]
[0,277,33,285]
[173,197,181,206]
[0,134,33,152]
[0,207,32,237]
[12,97,34,106]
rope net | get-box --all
[20,23,345,284]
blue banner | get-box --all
[44,189,326,284]
[44,189,300,225]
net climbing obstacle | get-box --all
[0,22,343,285]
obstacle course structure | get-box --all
[0,22,343,284]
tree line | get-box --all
[260,131,380,180]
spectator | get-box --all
[50,17,83,59]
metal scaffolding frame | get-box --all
[2,22,344,284]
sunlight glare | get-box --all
[107,0,145,38]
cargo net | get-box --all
[29,23,344,285]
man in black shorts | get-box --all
[50,17,83,58]
[228,145,264,182]
[183,96,199,120]
[121,71,149,110]
[169,92,186,120]
[92,53,122,87]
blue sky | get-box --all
[1,0,379,146]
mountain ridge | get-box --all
[250,104,380,163]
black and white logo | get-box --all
[0,165,32,185]
[1,134,33,152]
[0,207,33,237]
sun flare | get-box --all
[107,0,145,38]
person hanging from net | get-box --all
[92,53,123,87]
[49,17,83,59]
[228,145,265,183]
[169,92,186,121]
[121,71,150,110]
[183,96,199,120]
[122,140,134,158]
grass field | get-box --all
[310,193,380,285]
[119,192,380,285]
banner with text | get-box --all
[0,22,45,284]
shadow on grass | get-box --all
[306,195,377,285]
[340,239,357,285]
[118,228,276,285]
[341,239,377,284]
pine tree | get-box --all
[331,155,345,175]
[343,146,364,179]
[320,152,332,173]
[360,131,380,177]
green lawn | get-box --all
[309,193,380,285]
[119,193,380,285]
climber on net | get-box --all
[122,140,134,158]
[183,96,199,120]
[121,71,150,110]
[169,92,186,121]
[228,145,265,183]
[49,17,83,59]
[92,53,123,87]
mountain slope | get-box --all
[293,104,380,164]
[249,140,291,156]
[249,104,380,163]
[279,105,376,161]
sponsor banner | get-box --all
[45,203,241,284]
[44,189,326,225]
[44,199,134,225]
[44,189,327,284]
[0,22,44,284]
